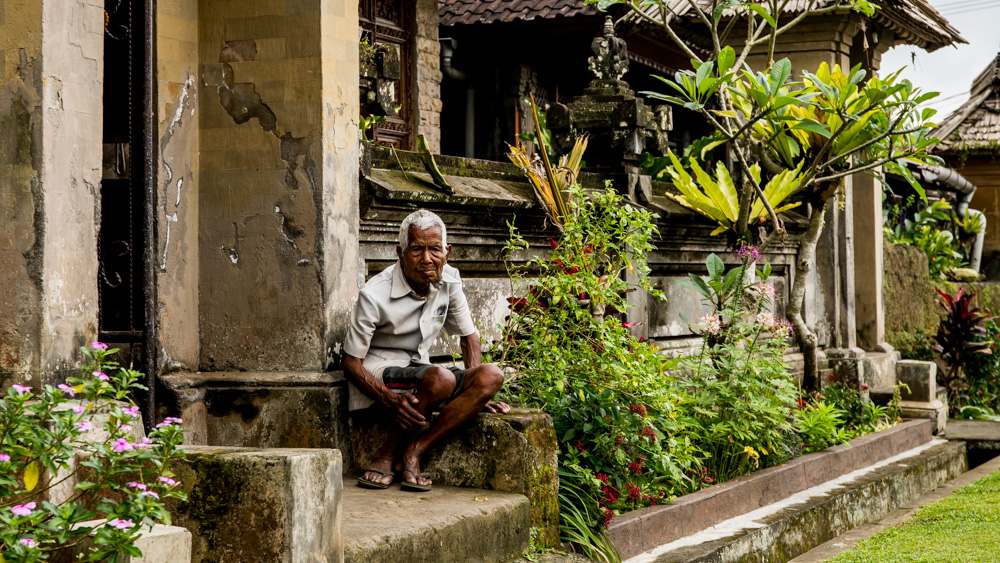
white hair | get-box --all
[398,209,447,249]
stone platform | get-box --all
[342,481,531,563]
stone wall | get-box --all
[412,0,442,153]
[0,0,103,389]
[157,0,200,370]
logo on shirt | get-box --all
[435,304,447,316]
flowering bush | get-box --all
[0,343,186,561]
[674,252,799,482]
[494,184,699,562]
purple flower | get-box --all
[127,482,147,490]
[11,502,36,517]
[139,491,160,499]
[159,476,177,486]
[93,371,109,381]
[123,405,140,418]
[19,538,36,548]
[73,404,86,415]
[156,416,183,429]
[57,383,76,396]
[75,421,93,431]
[113,438,133,453]
[108,519,133,530]
[0,453,10,462]
[91,342,108,350]
[735,244,759,263]
[11,384,31,395]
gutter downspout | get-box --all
[440,38,475,158]
[916,164,986,272]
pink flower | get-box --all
[11,502,36,517]
[138,437,154,447]
[91,342,108,350]
[0,453,10,462]
[19,538,36,548]
[73,404,86,415]
[108,519,133,530]
[159,476,177,486]
[93,371,109,381]
[757,282,776,299]
[11,384,31,395]
[113,438,134,453]
[75,421,93,431]
[156,417,183,428]
[699,314,722,335]
[139,491,160,499]
[123,406,140,418]
[127,482,147,490]
[120,424,132,433]
[57,384,75,396]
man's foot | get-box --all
[358,455,394,489]
[399,446,431,490]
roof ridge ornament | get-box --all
[588,16,629,82]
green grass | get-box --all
[831,466,1000,562]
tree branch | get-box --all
[629,1,703,64]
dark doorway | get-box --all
[99,0,156,429]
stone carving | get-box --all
[360,42,401,117]
[588,16,629,82]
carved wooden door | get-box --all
[360,0,413,149]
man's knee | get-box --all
[470,363,503,396]
[422,366,457,398]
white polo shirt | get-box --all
[343,261,478,410]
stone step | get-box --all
[343,481,531,563]
[623,439,966,563]
[51,522,192,563]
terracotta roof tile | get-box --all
[440,0,599,26]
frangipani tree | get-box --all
[589,0,941,385]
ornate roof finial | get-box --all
[588,16,629,82]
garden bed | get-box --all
[609,419,934,559]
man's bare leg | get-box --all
[400,364,504,487]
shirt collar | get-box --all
[390,262,459,299]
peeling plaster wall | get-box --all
[320,0,361,369]
[0,3,44,388]
[413,0,441,153]
[198,0,336,371]
[157,0,201,370]
[37,0,104,384]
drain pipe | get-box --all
[915,163,986,272]
[440,38,475,158]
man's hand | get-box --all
[389,392,426,430]
[483,401,511,414]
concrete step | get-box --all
[623,439,966,563]
[51,522,192,563]
[343,480,531,563]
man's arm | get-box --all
[459,333,482,370]
[343,354,426,429]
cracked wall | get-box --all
[198,0,357,371]
[413,0,441,153]
[0,0,103,388]
[157,0,200,371]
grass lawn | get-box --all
[831,466,1000,562]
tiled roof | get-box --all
[626,0,965,52]
[440,0,599,26]
[934,53,1000,153]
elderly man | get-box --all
[343,209,509,491]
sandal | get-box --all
[400,468,432,492]
[358,468,393,489]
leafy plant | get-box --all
[932,288,994,413]
[794,402,847,453]
[508,95,587,230]
[0,343,186,561]
[886,200,966,278]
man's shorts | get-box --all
[381,363,468,403]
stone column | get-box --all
[196,0,360,372]
[0,0,104,388]
[853,173,889,351]
[413,0,442,153]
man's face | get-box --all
[397,226,450,295]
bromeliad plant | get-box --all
[589,0,942,389]
[932,288,994,414]
[0,343,186,562]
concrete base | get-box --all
[50,523,192,563]
[342,482,530,563]
[166,446,344,563]
[899,400,948,434]
[942,419,1000,450]
[625,440,966,563]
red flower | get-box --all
[576,440,586,452]
[622,321,642,328]
[548,238,559,250]
[629,404,647,417]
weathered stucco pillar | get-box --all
[0,0,103,388]
[196,0,359,372]
[413,0,442,153]
[852,170,888,351]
